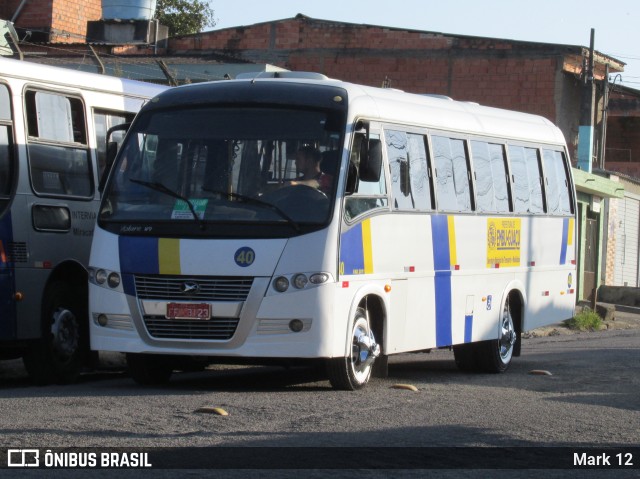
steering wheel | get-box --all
[261,184,328,206]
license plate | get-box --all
[166,303,211,320]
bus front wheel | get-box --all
[326,308,380,390]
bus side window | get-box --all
[0,84,14,214]
[432,135,472,212]
[509,145,545,214]
[25,90,92,198]
[470,140,510,213]
[542,149,573,215]
[386,130,433,211]
[94,110,134,178]
[345,133,388,220]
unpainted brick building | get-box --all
[168,14,627,168]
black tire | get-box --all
[326,308,378,390]
[478,299,516,373]
[23,280,88,385]
[126,353,173,386]
[453,343,480,372]
[454,298,516,374]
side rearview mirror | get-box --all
[359,139,382,182]
[99,122,131,193]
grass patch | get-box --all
[564,308,603,331]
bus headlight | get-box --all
[107,272,121,288]
[88,267,124,292]
[309,273,329,285]
[270,272,333,294]
[273,276,289,292]
[292,274,308,289]
[95,269,108,285]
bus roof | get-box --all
[0,56,167,100]
[144,75,567,146]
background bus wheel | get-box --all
[479,299,516,373]
[23,281,87,385]
[126,353,173,386]
[326,308,379,390]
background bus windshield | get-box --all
[100,107,344,237]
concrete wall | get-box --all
[598,285,640,307]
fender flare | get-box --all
[337,282,389,357]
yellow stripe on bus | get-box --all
[362,219,374,274]
[447,215,457,267]
[567,218,574,246]
[159,238,181,275]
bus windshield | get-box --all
[99,106,344,238]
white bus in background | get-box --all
[89,72,576,390]
[0,57,166,384]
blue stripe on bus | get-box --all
[340,222,365,275]
[464,314,473,343]
[119,236,159,274]
[559,218,569,265]
[431,215,452,347]
[0,211,17,340]
[119,237,159,296]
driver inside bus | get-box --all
[289,145,323,188]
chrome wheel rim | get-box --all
[350,318,373,383]
[498,303,516,364]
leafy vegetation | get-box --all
[564,308,603,331]
[156,0,216,36]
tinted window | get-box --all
[471,141,510,213]
[0,84,14,212]
[432,135,472,212]
[345,132,388,220]
[386,129,432,211]
[0,84,10,120]
[25,90,92,198]
[94,110,134,177]
[542,149,573,215]
[509,145,545,214]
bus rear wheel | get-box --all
[23,281,87,385]
[126,353,173,386]
[481,299,516,373]
[453,298,516,373]
[326,308,380,390]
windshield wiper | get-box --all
[129,178,206,231]
[204,189,300,233]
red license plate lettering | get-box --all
[166,303,211,320]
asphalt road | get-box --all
[0,326,639,478]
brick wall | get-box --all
[0,1,25,20]
[169,17,578,124]
[606,116,640,176]
[9,0,101,42]
[8,0,54,31]
[50,0,101,42]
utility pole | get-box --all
[577,29,596,173]
[598,64,610,170]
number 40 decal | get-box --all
[235,247,256,267]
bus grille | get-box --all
[134,275,251,340]
[134,275,253,301]
[143,317,239,340]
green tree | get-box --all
[155,0,216,36]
